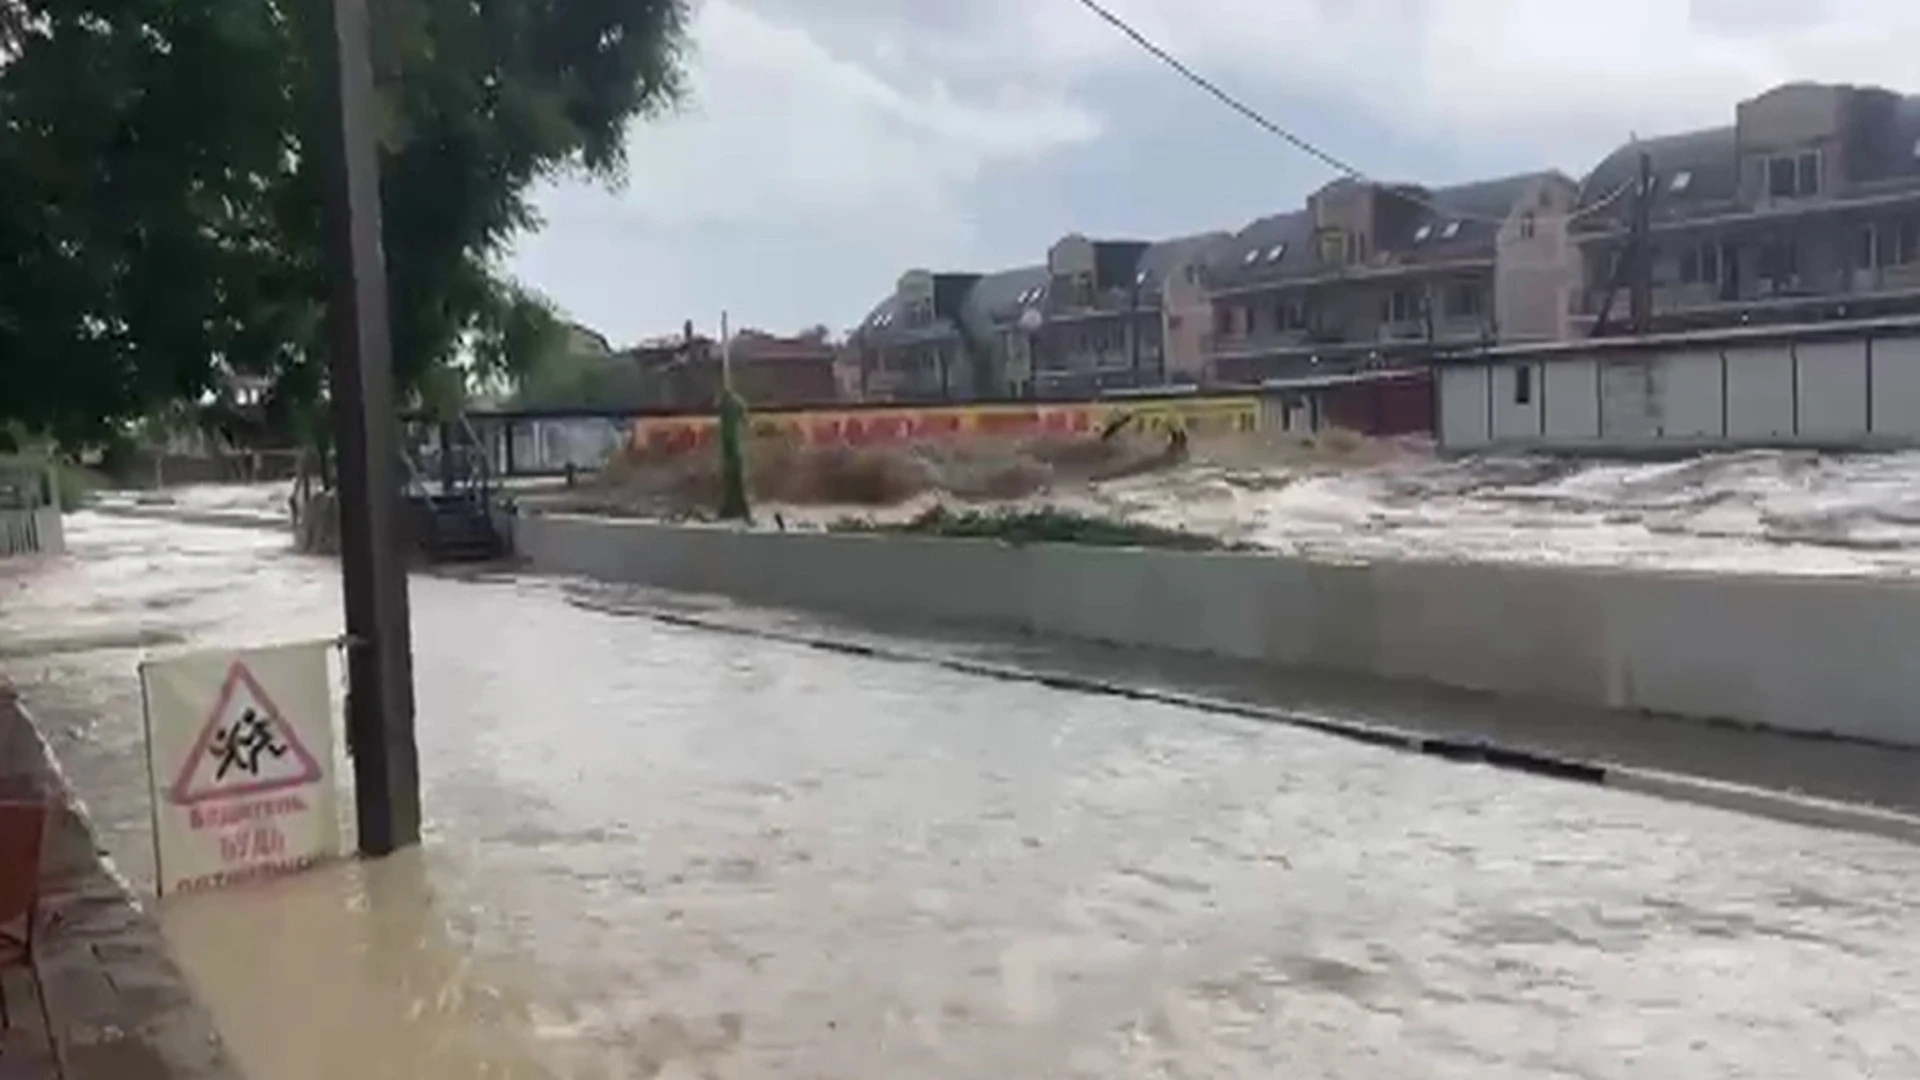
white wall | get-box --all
[1437,366,1491,448]
[1659,351,1722,438]
[1724,345,1795,439]
[1796,340,1868,437]
[517,515,1920,747]
[1489,363,1544,440]
[1871,337,1920,436]
[1541,357,1598,440]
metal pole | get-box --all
[319,0,421,857]
[1630,150,1654,336]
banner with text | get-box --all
[630,396,1261,456]
[140,640,340,896]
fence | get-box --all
[0,459,63,558]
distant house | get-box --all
[1573,81,1920,335]
[851,269,996,401]
[1029,232,1229,398]
[627,326,839,410]
[1203,171,1579,386]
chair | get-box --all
[0,798,52,1037]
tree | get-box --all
[0,0,686,446]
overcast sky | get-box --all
[503,0,1920,346]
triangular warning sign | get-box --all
[168,660,324,806]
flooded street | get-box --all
[3,510,1919,1078]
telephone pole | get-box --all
[1629,150,1654,336]
[318,0,421,856]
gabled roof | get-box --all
[1205,171,1562,292]
[1204,210,1315,290]
[961,264,1047,336]
[1575,85,1920,232]
[1575,127,1740,230]
[1134,232,1231,296]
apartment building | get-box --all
[960,264,1050,399]
[1573,82,1920,334]
[852,269,987,401]
[1202,172,1579,385]
[1029,232,1228,398]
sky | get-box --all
[504,0,1920,347]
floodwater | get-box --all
[1081,447,1920,577]
[109,447,1920,577]
[3,508,1919,1078]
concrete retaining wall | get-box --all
[516,513,1920,746]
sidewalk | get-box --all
[0,685,239,1080]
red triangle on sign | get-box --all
[168,660,324,806]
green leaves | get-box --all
[0,0,687,445]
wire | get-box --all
[1071,0,1620,227]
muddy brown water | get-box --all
[1,510,1916,1078]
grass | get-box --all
[834,505,1232,551]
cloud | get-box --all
[509,0,1920,343]
[1046,0,1920,168]
[508,0,1098,341]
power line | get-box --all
[1071,0,1619,226]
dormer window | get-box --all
[1769,151,1820,198]
[1670,170,1693,193]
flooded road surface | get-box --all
[3,510,1919,1078]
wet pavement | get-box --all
[2,509,1919,1078]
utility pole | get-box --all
[318,0,421,856]
[1629,150,1654,336]
[717,311,750,521]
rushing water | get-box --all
[1,509,1916,1078]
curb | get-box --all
[627,606,1920,844]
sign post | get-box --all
[140,642,341,896]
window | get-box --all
[1796,152,1820,196]
[1135,268,1150,286]
[1769,151,1820,197]
[1318,230,1345,264]
[1670,170,1693,193]
[1879,221,1919,267]
[1266,243,1287,263]
[1385,289,1417,323]
[1513,365,1532,405]
[1167,314,1183,330]
[1414,223,1434,243]
[1678,242,1720,285]
[1768,156,1797,198]
[1519,213,1537,240]
[1242,305,1258,335]
[1448,283,1485,318]
[1243,248,1261,265]
[1860,225,1878,270]
[1214,305,1232,336]
[1441,221,1462,240]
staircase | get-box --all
[416,489,505,563]
[406,414,509,564]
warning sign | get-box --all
[140,641,340,896]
